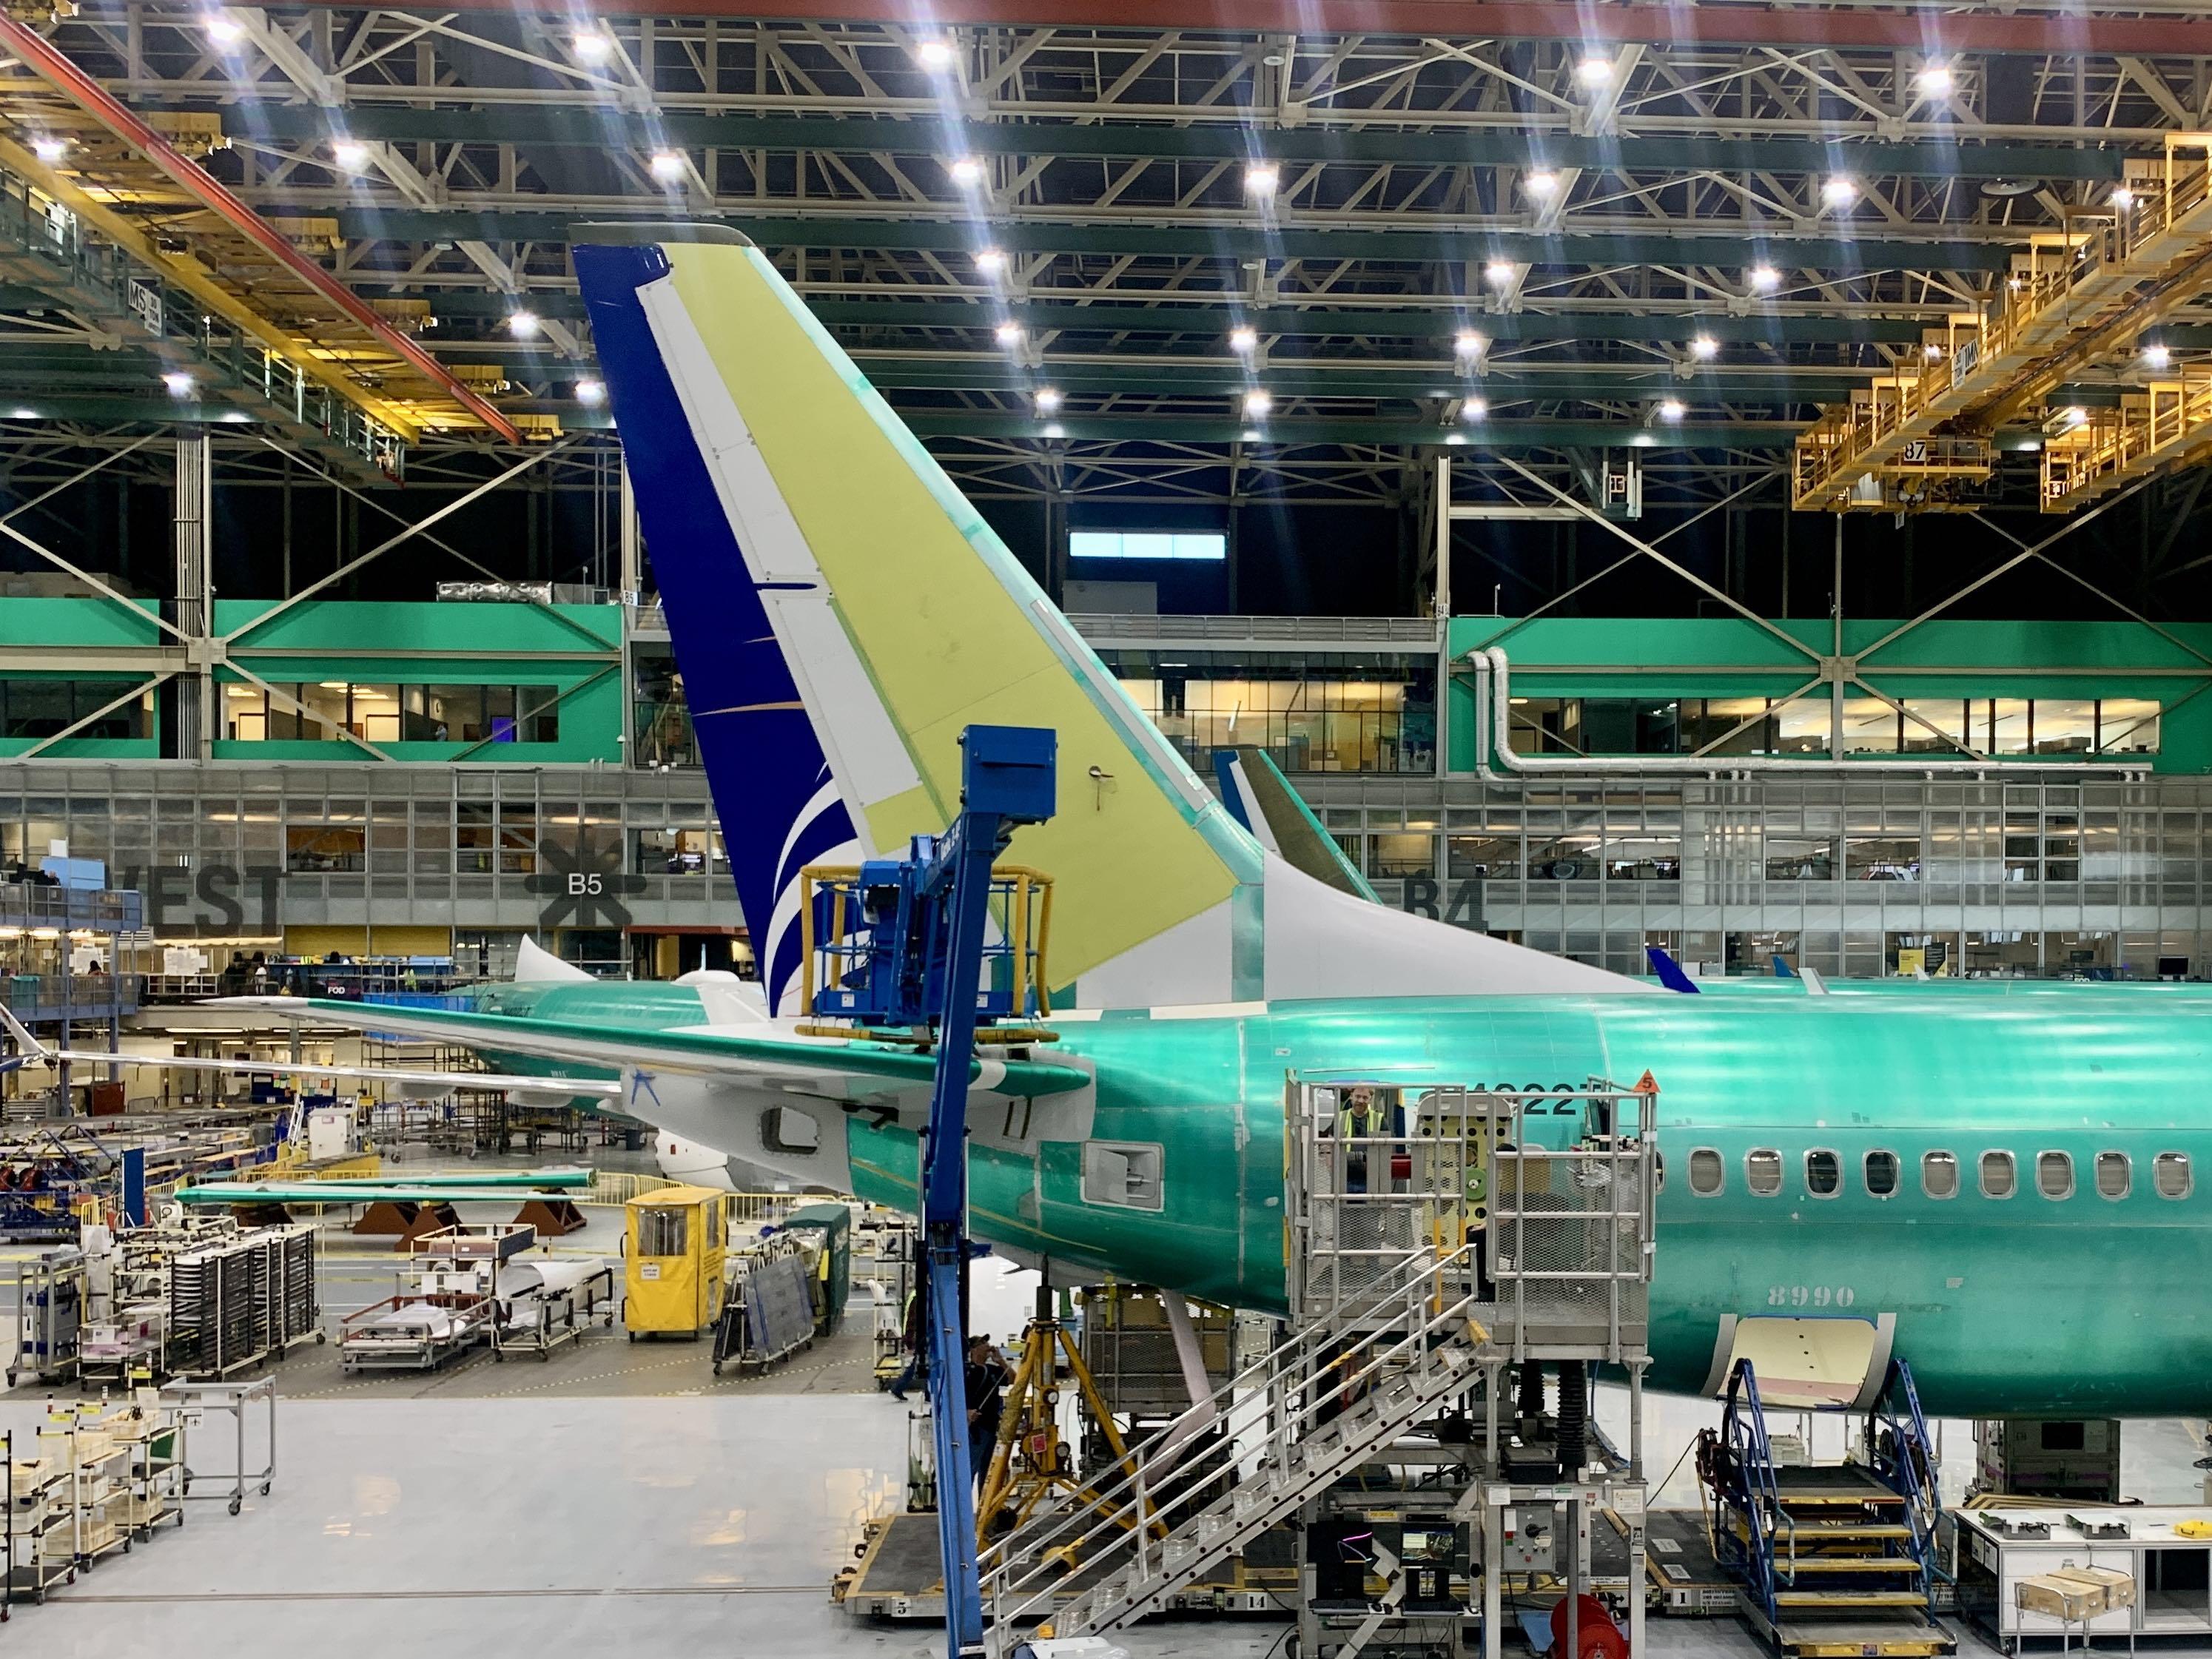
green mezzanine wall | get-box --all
[1444,615,2212,774]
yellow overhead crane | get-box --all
[1792,135,2212,515]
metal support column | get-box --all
[1829,514,1845,760]
[174,434,214,761]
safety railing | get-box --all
[981,1238,1488,1646]
[2041,367,2212,510]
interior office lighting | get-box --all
[1244,162,1280,197]
[507,310,541,338]
[915,38,956,71]
[1576,57,1613,87]
[1461,397,1488,420]
[2111,188,2137,211]
[1912,63,1954,97]
[949,156,983,189]
[2144,343,2172,369]
[1035,387,1063,413]
[1657,398,1685,421]
[1454,330,1485,358]
[204,12,244,47]
[162,371,193,397]
[649,151,686,185]
[7,408,32,419]
[974,247,1006,274]
[30,136,65,163]
[1243,388,1273,417]
[1483,260,1517,289]
[1240,428,1262,442]
[332,139,370,173]
[1523,170,1559,197]
[994,321,1023,347]
[1748,265,1781,292]
[1821,176,1858,207]
[1229,325,1258,353]
[1690,334,1718,360]
[575,379,606,406]
[571,29,613,64]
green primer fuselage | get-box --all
[465,979,2212,1418]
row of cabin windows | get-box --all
[1680,1146,2192,1202]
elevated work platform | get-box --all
[1793,136,2212,514]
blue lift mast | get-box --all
[813,724,1056,1658]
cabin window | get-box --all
[1687,1148,1724,1197]
[1745,1149,1782,1196]
[1082,1141,1166,1211]
[1805,1149,1841,1197]
[2037,1151,2074,1200]
[2094,1151,2131,1200]
[1864,1151,1900,1197]
[2154,1151,2193,1199]
[1980,1151,2017,1199]
[1922,1151,1959,1199]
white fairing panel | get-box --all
[514,936,591,983]
[1075,901,1236,1009]
[1260,853,1650,1000]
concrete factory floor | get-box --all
[0,1383,2206,1658]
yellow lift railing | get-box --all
[2041,369,2212,511]
[1793,135,2212,513]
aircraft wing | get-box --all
[212,997,1090,1106]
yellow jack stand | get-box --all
[975,1302,1160,1562]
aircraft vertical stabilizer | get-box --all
[573,226,1644,1005]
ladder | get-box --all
[981,1240,1488,1649]
[1706,1358,1954,1657]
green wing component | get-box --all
[1233,744,1379,901]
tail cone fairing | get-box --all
[574,226,1644,1007]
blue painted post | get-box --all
[121,1145,145,1226]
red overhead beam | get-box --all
[0,16,524,444]
[272,1,2211,55]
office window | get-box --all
[2037,1150,2074,1199]
[1980,1150,2017,1199]
[1687,1148,1724,1197]
[1069,529,1226,561]
[2034,700,2095,755]
[2094,1151,2131,1200]
[1839,697,1902,753]
[1864,1151,1900,1197]
[1805,1149,1841,1197]
[2097,699,2160,753]
[2154,1151,2192,1199]
[1745,1148,1782,1196]
[1081,1140,1166,1211]
[1921,1151,1959,1199]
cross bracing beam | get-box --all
[223,106,2134,184]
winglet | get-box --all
[1772,956,1798,979]
[1646,944,1701,995]
[0,1001,50,1060]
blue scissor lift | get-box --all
[807,723,1057,1659]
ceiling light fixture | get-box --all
[949,156,983,188]
[1461,397,1487,421]
[2111,187,2137,211]
[1821,175,1858,208]
[994,321,1023,347]
[1576,56,1613,87]
[1243,389,1273,417]
[1035,387,1063,413]
[506,311,541,339]
[1523,170,1559,197]
[2144,343,2172,369]
[575,379,606,406]
[1229,325,1258,353]
[1483,260,1517,288]
[332,139,370,173]
[1748,265,1781,292]
[1244,162,1280,196]
[571,29,613,64]
[1690,335,1719,360]
[915,38,956,71]
[648,150,686,184]
[974,247,1006,274]
[1657,398,1685,421]
[204,13,244,47]
[30,136,65,164]
[1453,330,1485,358]
[1912,63,1954,97]
[162,371,193,397]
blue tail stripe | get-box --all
[574,243,856,1011]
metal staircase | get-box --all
[1705,1358,1954,1658]
[981,1241,1489,1648]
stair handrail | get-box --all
[1721,1357,1785,1624]
[981,1237,1489,1634]
[1867,1358,1948,1599]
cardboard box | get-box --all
[2016,1572,2105,1621]
[2052,1564,2135,1612]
